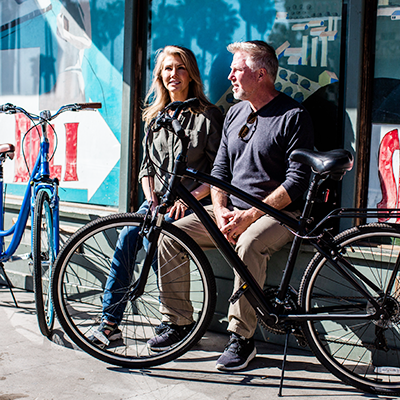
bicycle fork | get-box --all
[128,212,164,301]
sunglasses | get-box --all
[238,111,258,139]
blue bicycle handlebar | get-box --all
[0,102,102,121]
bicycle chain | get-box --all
[257,287,307,347]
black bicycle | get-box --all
[52,98,400,396]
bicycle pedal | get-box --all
[229,283,248,304]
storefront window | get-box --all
[0,0,123,207]
[368,0,400,220]
[148,0,343,147]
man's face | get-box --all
[228,51,259,101]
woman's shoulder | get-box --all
[201,104,224,124]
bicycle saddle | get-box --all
[0,143,15,160]
[290,148,353,180]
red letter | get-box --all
[64,122,78,181]
[14,114,40,182]
[47,124,62,181]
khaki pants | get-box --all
[158,204,299,338]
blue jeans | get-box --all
[102,200,192,325]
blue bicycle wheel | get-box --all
[33,189,56,336]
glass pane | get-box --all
[372,0,400,125]
[0,0,124,207]
[368,1,400,218]
[148,0,343,149]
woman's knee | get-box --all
[117,225,140,250]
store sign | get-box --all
[0,110,120,201]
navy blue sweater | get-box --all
[211,93,314,211]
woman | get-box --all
[90,45,223,345]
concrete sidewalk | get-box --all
[0,288,391,400]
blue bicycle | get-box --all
[0,102,101,336]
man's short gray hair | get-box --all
[227,40,278,81]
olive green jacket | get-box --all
[139,106,223,197]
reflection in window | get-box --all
[373,0,400,124]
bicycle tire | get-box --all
[32,190,56,337]
[299,223,400,395]
[52,213,216,368]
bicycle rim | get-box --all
[52,213,216,368]
[300,223,400,395]
[33,190,55,337]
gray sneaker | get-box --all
[215,333,256,371]
[88,321,122,346]
[147,323,194,352]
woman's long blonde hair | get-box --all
[142,45,213,125]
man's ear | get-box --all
[258,68,267,81]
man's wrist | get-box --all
[248,207,264,221]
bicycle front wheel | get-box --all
[300,223,400,395]
[52,213,216,368]
[32,190,56,337]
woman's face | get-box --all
[161,54,192,101]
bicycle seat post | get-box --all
[276,172,326,304]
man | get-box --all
[148,41,314,371]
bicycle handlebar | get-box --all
[152,98,199,132]
[0,102,102,121]
[77,102,102,110]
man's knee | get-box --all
[236,235,270,263]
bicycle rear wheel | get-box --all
[32,190,56,337]
[300,223,400,395]
[52,213,216,368]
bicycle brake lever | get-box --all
[0,103,15,113]
[139,203,153,238]
[153,114,173,132]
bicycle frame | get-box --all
[160,166,392,325]
[142,100,387,327]
[0,113,59,262]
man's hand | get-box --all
[213,204,232,231]
[211,186,263,244]
[220,208,262,244]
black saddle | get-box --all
[290,148,353,181]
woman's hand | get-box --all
[149,197,159,214]
[168,200,188,220]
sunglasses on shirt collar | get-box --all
[238,111,258,139]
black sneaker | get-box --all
[215,333,256,371]
[155,321,171,335]
[88,321,122,347]
[147,323,194,352]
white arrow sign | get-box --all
[0,105,120,202]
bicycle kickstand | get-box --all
[0,263,18,307]
[278,327,291,397]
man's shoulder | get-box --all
[225,101,250,119]
[271,93,309,115]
